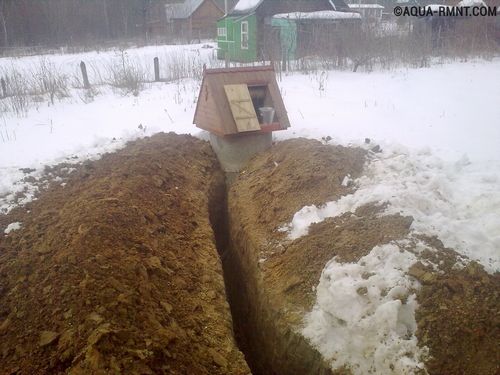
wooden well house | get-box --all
[194,65,289,135]
[193,65,290,172]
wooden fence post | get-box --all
[80,61,90,89]
[154,57,160,82]
[281,48,288,72]
[1,78,6,98]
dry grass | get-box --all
[0,57,69,115]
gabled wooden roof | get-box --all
[168,0,223,19]
[193,65,290,136]
[229,0,350,15]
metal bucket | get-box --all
[259,107,275,124]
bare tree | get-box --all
[102,0,110,39]
[0,0,11,47]
[141,0,153,39]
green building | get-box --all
[217,14,258,62]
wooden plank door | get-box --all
[224,84,261,132]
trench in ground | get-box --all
[208,178,250,366]
[208,175,328,375]
[208,178,260,374]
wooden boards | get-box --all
[224,84,261,132]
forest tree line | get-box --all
[0,0,171,48]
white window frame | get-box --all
[217,27,227,37]
[241,21,249,50]
[165,5,173,23]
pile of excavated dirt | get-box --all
[0,133,250,375]
[227,138,499,375]
[408,236,499,375]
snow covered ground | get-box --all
[0,44,499,374]
[276,60,500,274]
[275,61,500,162]
[0,43,219,84]
[283,146,500,273]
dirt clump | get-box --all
[0,133,250,375]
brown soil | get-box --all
[227,138,499,375]
[0,133,250,375]
[406,236,500,375]
[1,135,498,375]
[231,138,367,239]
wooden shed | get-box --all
[193,65,289,137]
[166,0,224,40]
[271,11,361,60]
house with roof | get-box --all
[413,0,499,48]
[166,0,233,39]
[347,3,384,22]
[216,0,353,62]
[390,0,420,12]
[270,11,361,61]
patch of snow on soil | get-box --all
[4,222,22,234]
[285,146,500,273]
[302,243,427,375]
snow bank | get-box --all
[302,243,427,375]
[284,146,500,273]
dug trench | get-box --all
[1,134,498,375]
[219,138,499,375]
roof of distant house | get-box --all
[348,3,384,9]
[231,0,263,13]
[272,10,362,20]
[230,0,349,15]
[425,3,453,12]
[167,0,223,19]
[456,0,486,6]
[213,0,238,12]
